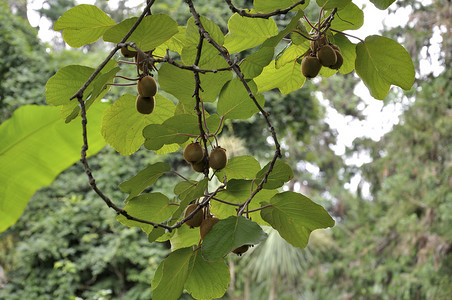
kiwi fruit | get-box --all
[329,45,343,70]
[316,45,337,68]
[301,55,322,78]
[137,75,158,97]
[184,203,204,228]
[191,160,206,173]
[184,142,205,164]
[135,95,155,114]
[200,217,220,239]
[209,147,227,170]
[232,245,249,256]
[121,46,137,58]
[310,35,327,52]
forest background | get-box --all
[0,0,451,299]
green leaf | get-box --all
[0,104,106,233]
[355,35,415,100]
[103,14,178,52]
[148,227,166,242]
[217,79,265,119]
[116,193,177,234]
[182,16,224,65]
[224,13,278,54]
[158,62,232,103]
[260,191,335,248]
[254,60,305,94]
[331,34,356,74]
[154,26,186,56]
[152,247,193,300]
[100,94,175,155]
[275,43,310,69]
[255,160,294,189]
[241,46,274,79]
[210,179,276,226]
[369,0,395,10]
[202,216,267,261]
[142,114,199,151]
[329,3,364,31]
[170,225,200,251]
[45,62,119,122]
[119,162,171,201]
[185,251,230,300]
[54,4,115,47]
[253,0,310,12]
[316,0,351,10]
[215,155,261,181]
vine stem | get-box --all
[184,0,282,216]
[224,0,305,19]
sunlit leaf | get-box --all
[54,4,115,47]
[369,0,395,10]
[101,94,175,155]
[329,3,364,31]
[0,104,106,233]
[254,60,305,94]
[355,35,415,100]
[255,160,294,189]
[260,191,335,248]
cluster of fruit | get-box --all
[301,35,343,78]
[184,204,250,256]
[183,142,228,172]
[120,46,157,115]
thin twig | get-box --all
[224,0,305,19]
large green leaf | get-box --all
[210,179,276,226]
[255,160,294,189]
[119,162,170,201]
[54,4,115,47]
[254,60,305,94]
[45,62,119,122]
[224,13,278,54]
[158,62,232,104]
[253,0,309,12]
[260,191,335,248]
[100,94,175,155]
[275,43,310,69]
[331,34,356,74]
[240,46,274,79]
[369,0,395,10]
[355,35,415,100]
[152,247,193,300]
[185,251,230,300]
[170,225,200,251]
[0,104,106,233]
[215,155,261,181]
[202,216,267,261]
[116,193,177,234]
[329,3,364,31]
[217,79,265,119]
[317,0,351,10]
[103,14,178,52]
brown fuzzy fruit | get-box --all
[209,147,227,170]
[317,45,337,67]
[301,55,322,78]
[191,160,206,173]
[310,35,327,52]
[200,217,220,239]
[137,75,158,97]
[121,46,137,58]
[329,47,343,70]
[184,204,204,228]
[232,245,249,256]
[136,95,155,114]
[184,142,205,164]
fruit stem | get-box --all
[211,197,242,206]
